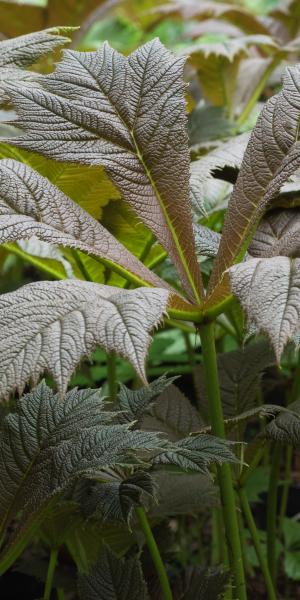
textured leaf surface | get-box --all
[265,398,300,445]
[140,384,202,441]
[196,341,275,420]
[78,546,149,600]
[174,565,229,600]
[229,257,300,360]
[151,471,218,517]
[5,39,203,301]
[190,133,249,216]
[0,159,165,288]
[0,382,163,571]
[208,65,300,307]
[249,209,300,258]
[193,224,221,259]
[117,374,177,423]
[153,434,238,473]
[0,280,169,397]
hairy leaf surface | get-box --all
[4,39,203,301]
[117,374,177,423]
[153,434,238,473]
[0,280,169,397]
[265,398,300,445]
[229,257,300,360]
[208,65,300,307]
[193,224,221,259]
[0,159,166,289]
[78,546,149,600]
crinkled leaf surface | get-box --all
[140,384,202,441]
[196,341,275,421]
[249,208,300,258]
[190,133,249,216]
[0,382,163,572]
[193,224,221,259]
[4,39,203,301]
[0,28,71,105]
[77,546,149,600]
[117,374,177,423]
[265,397,300,445]
[229,256,300,360]
[153,434,238,473]
[208,65,300,307]
[174,565,229,600]
[0,159,165,289]
[0,280,169,398]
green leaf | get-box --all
[117,374,178,423]
[77,546,149,600]
[140,384,203,441]
[150,471,218,518]
[174,565,229,600]
[153,434,238,474]
[0,280,170,397]
[265,396,300,444]
[5,39,204,302]
[188,103,234,148]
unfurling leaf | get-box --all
[0,280,169,398]
[153,434,238,473]
[4,39,203,301]
[207,65,300,308]
[0,159,166,289]
[77,546,149,600]
[0,28,71,104]
[265,397,300,445]
[229,257,300,360]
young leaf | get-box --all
[77,546,149,600]
[190,133,249,216]
[195,341,275,420]
[117,374,178,422]
[0,27,71,104]
[0,280,169,397]
[0,382,165,571]
[249,208,300,258]
[4,39,203,302]
[0,159,167,289]
[265,397,300,445]
[153,434,238,474]
[207,64,300,308]
[74,469,155,525]
[140,384,202,441]
[229,257,300,360]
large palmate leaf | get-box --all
[229,257,300,360]
[0,280,169,398]
[0,382,164,572]
[0,28,71,104]
[249,208,300,258]
[0,159,166,289]
[78,546,149,600]
[190,133,249,216]
[207,64,300,308]
[196,341,275,421]
[4,39,203,302]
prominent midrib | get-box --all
[131,132,202,304]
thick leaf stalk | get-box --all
[199,322,247,600]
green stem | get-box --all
[136,506,172,600]
[267,442,281,583]
[236,57,280,127]
[44,548,58,600]
[107,352,118,401]
[199,322,247,600]
[57,588,65,600]
[279,445,292,536]
[238,488,276,600]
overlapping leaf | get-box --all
[117,374,177,423]
[153,434,238,473]
[78,547,149,600]
[0,280,169,398]
[4,39,203,302]
[0,159,166,289]
[207,64,300,308]
[229,257,300,360]
[0,27,71,104]
[249,208,300,258]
